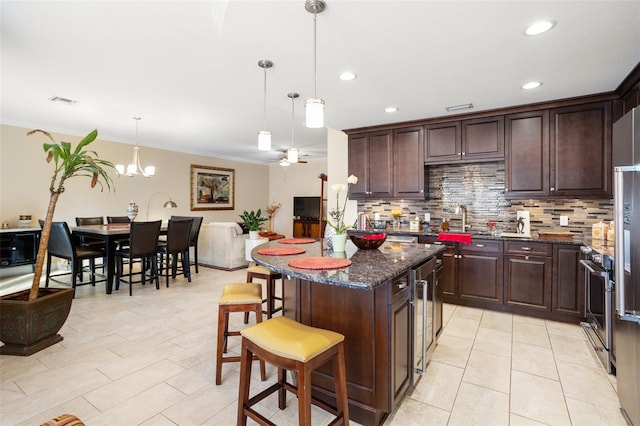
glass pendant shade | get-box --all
[287,147,299,163]
[116,118,155,177]
[258,130,271,151]
[305,98,324,128]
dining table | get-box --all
[71,223,167,294]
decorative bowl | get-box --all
[349,233,387,250]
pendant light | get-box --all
[287,92,299,163]
[304,0,326,129]
[257,59,273,151]
[115,117,155,178]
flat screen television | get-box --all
[293,196,321,220]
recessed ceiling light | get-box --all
[339,71,357,81]
[385,106,398,113]
[524,20,556,36]
[445,103,473,112]
[522,81,543,90]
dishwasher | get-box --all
[411,256,437,385]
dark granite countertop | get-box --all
[251,240,445,291]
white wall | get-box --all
[326,127,356,231]
[0,125,270,227]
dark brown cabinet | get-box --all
[550,101,612,197]
[348,131,394,199]
[459,240,503,305]
[393,126,425,199]
[389,274,412,411]
[506,101,612,198]
[505,110,550,198]
[420,237,502,308]
[0,229,41,268]
[424,117,504,164]
[553,244,583,318]
[293,219,322,238]
[504,241,553,312]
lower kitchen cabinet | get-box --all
[389,274,412,411]
[421,235,583,323]
[553,244,583,318]
[504,241,553,312]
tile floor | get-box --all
[0,265,628,425]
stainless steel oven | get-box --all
[580,245,615,374]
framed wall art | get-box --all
[190,164,235,210]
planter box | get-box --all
[0,287,74,356]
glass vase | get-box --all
[332,233,347,252]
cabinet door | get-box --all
[550,101,612,197]
[441,246,457,298]
[393,126,424,199]
[459,242,503,304]
[553,244,583,317]
[369,131,394,198]
[505,111,549,198]
[424,122,461,164]
[293,220,305,237]
[390,286,412,410]
[504,255,552,312]
[461,116,505,161]
[348,133,370,199]
[308,222,321,239]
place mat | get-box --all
[278,238,316,244]
[256,247,306,256]
[288,256,352,270]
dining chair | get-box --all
[106,216,131,224]
[42,221,106,296]
[74,216,107,279]
[157,219,192,287]
[170,215,203,273]
[114,220,161,296]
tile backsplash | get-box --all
[357,161,613,237]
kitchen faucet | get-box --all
[455,205,471,231]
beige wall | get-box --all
[0,124,271,227]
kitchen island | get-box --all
[252,239,444,426]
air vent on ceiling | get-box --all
[49,96,77,105]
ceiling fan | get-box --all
[275,149,308,166]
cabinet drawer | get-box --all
[390,274,410,302]
[504,241,552,256]
[461,239,502,254]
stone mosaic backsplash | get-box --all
[357,161,613,238]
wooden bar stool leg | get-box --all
[298,363,312,426]
[237,339,252,426]
[334,343,349,423]
[215,306,226,385]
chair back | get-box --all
[75,216,104,226]
[166,219,192,252]
[47,221,75,260]
[171,215,203,246]
[128,220,162,258]
[107,216,131,224]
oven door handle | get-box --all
[580,259,609,279]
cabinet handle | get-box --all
[525,255,530,260]
[396,281,408,289]
[521,247,532,251]
[434,242,443,245]
[457,152,461,156]
[550,187,555,192]
[475,244,485,248]
[462,152,466,156]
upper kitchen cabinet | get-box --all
[506,101,612,199]
[505,110,550,198]
[424,116,504,164]
[393,126,425,199]
[550,100,612,198]
[348,131,394,199]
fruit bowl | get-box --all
[349,233,387,250]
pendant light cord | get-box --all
[263,66,267,130]
[313,11,318,98]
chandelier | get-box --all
[115,117,155,178]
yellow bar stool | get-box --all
[215,283,266,385]
[237,316,349,426]
[244,264,283,323]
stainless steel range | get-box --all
[580,243,616,374]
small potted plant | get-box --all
[239,209,268,239]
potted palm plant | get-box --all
[0,129,115,356]
[239,209,267,239]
